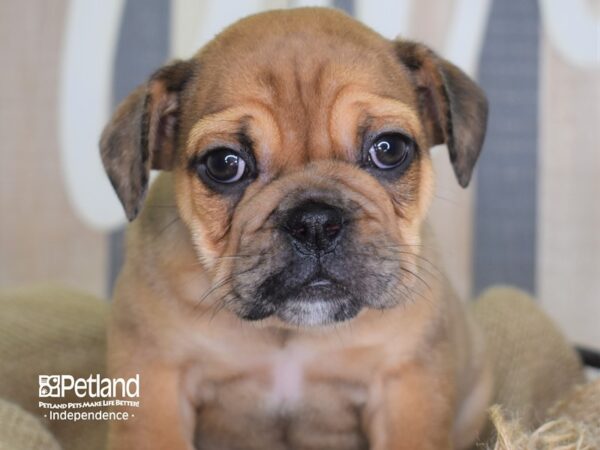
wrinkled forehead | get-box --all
[183,28,421,171]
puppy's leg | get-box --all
[107,355,195,450]
[364,364,454,450]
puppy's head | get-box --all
[101,8,487,327]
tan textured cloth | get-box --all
[0,398,61,450]
[471,286,585,429]
[0,284,591,449]
[0,285,108,450]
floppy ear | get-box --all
[394,41,488,187]
[99,60,194,221]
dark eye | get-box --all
[204,148,247,183]
[368,133,415,170]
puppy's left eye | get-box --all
[203,148,247,183]
[368,133,415,170]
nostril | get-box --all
[324,222,341,239]
[289,223,309,240]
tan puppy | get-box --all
[100,8,492,450]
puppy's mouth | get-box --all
[237,263,364,327]
[307,277,333,288]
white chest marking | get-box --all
[266,348,308,411]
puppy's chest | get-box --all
[190,348,369,450]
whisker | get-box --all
[385,252,443,279]
[193,258,266,314]
[399,266,432,295]
[388,271,431,305]
[209,291,238,322]
[350,250,442,283]
[210,250,273,261]
[375,270,424,304]
[433,193,460,205]
[194,275,234,311]
[378,243,435,251]
[154,216,180,238]
[194,290,232,321]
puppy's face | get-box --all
[101,9,487,327]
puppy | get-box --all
[100,8,492,450]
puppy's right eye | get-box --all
[201,148,247,184]
[368,133,414,170]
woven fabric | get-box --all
[471,286,585,429]
[0,398,61,450]
[0,284,591,449]
[489,380,600,449]
[0,285,108,450]
[550,378,600,428]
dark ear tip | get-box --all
[457,172,472,188]
[124,183,151,221]
[125,208,139,222]
[123,196,145,222]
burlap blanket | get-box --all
[0,285,596,449]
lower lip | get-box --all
[291,281,347,303]
[308,279,332,287]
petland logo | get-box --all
[38,374,140,422]
[39,374,139,398]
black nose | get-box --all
[283,201,344,253]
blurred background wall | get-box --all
[0,0,598,348]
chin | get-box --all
[240,283,364,328]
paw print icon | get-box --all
[39,375,61,397]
